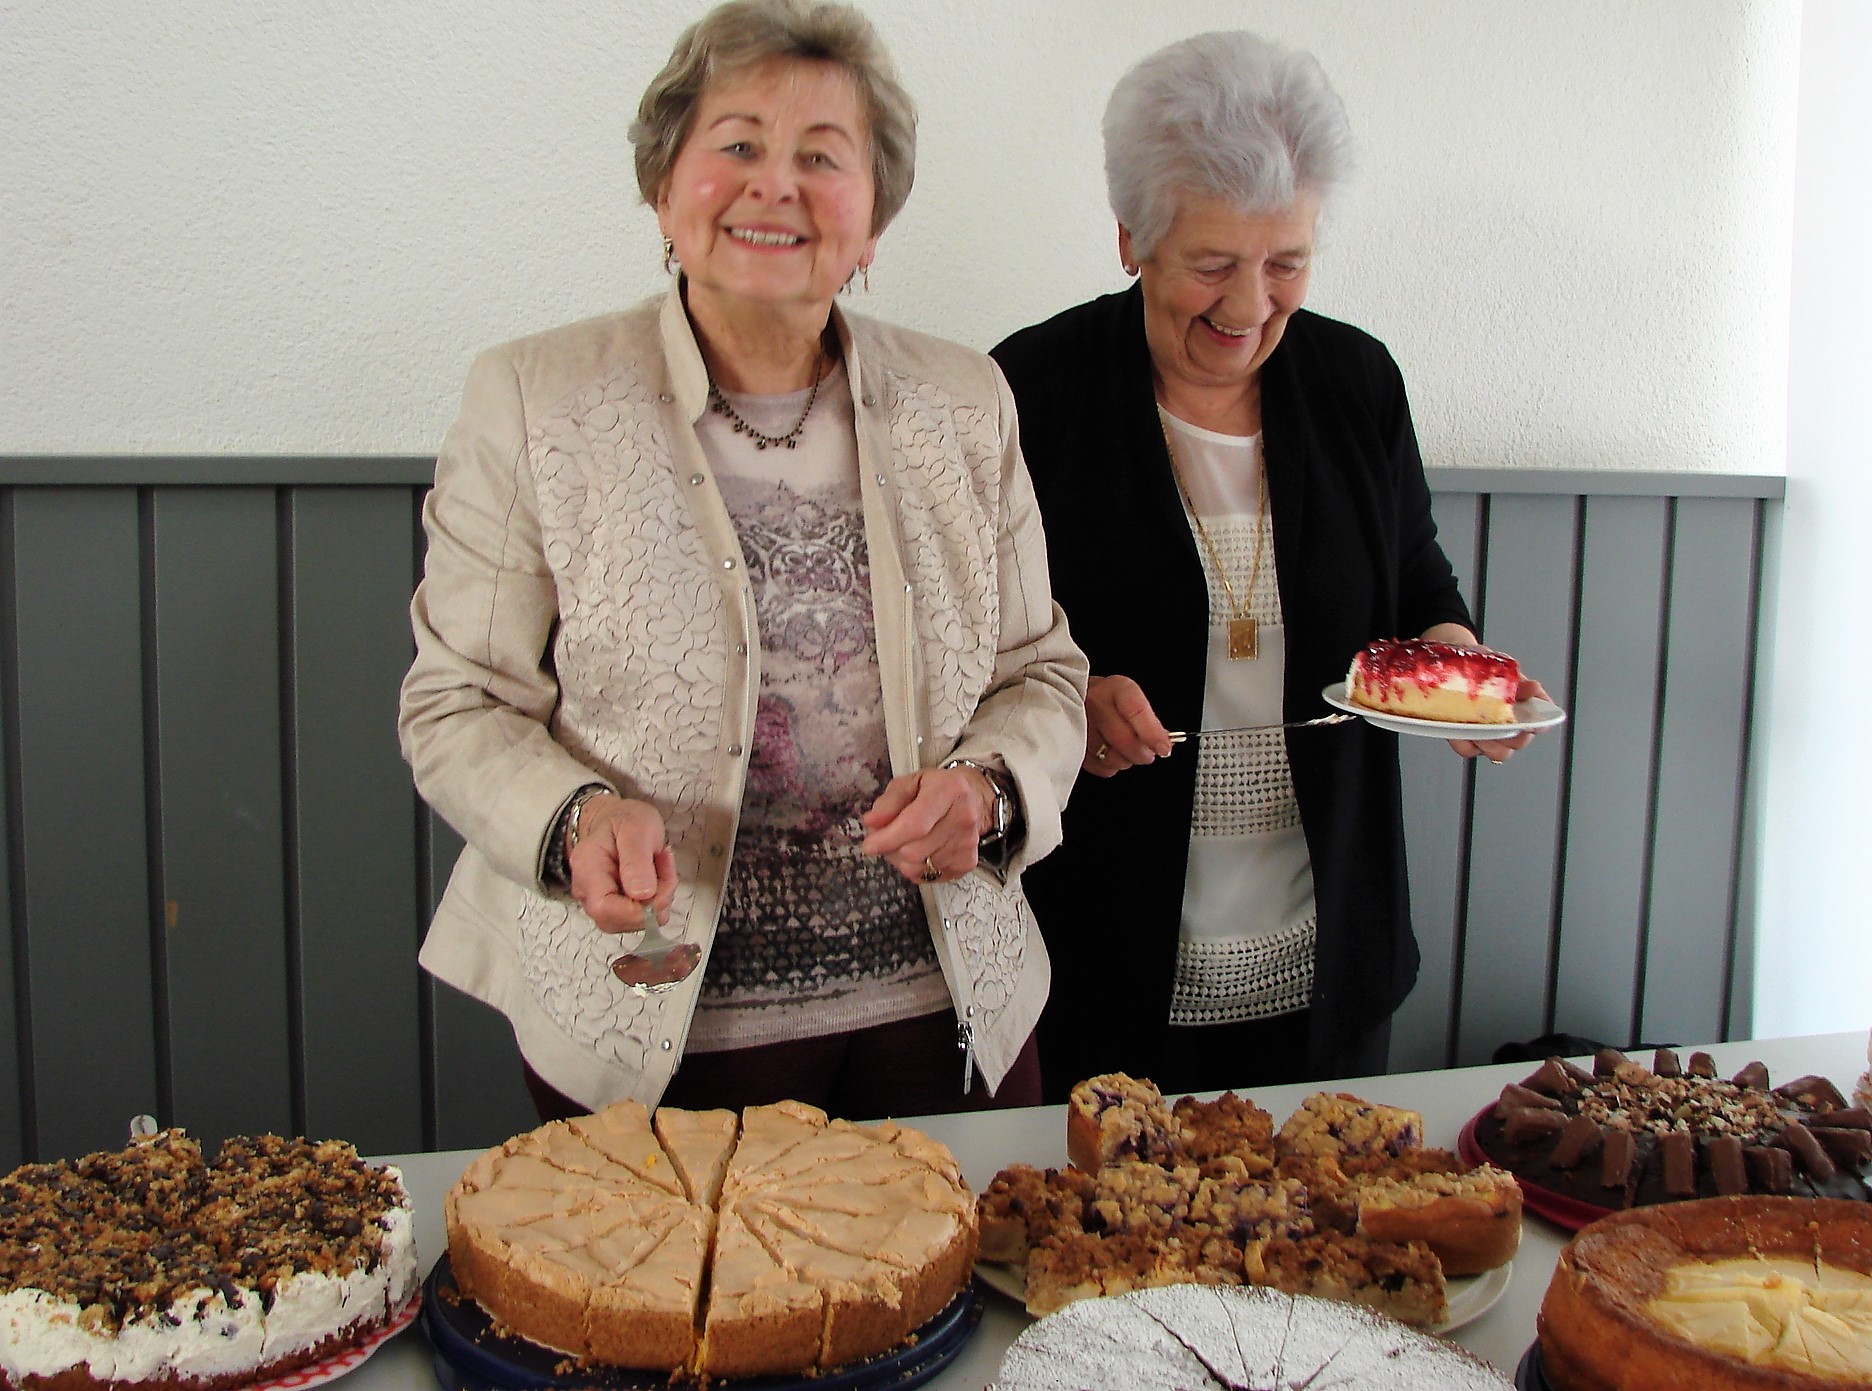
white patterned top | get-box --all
[1162,409,1318,1026]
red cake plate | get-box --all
[252,1291,420,1391]
[1458,1106,1615,1232]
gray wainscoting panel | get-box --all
[10,489,159,1161]
[1549,497,1671,1046]
[0,494,21,1166]
[1391,493,1481,1073]
[289,490,427,1152]
[150,488,295,1147]
[0,462,1781,1169]
[1453,494,1579,1066]
[422,810,536,1151]
[1639,497,1761,1047]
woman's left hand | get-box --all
[1448,674,1553,765]
[859,767,995,885]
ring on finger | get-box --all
[921,855,941,883]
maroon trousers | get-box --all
[524,1009,1041,1123]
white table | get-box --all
[360,1030,1867,1389]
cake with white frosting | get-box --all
[0,1130,417,1391]
[992,1284,1512,1390]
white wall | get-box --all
[2,1,1797,471]
[8,2,1856,1036]
[1752,0,1872,1041]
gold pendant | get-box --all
[1227,617,1259,660]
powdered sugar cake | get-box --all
[993,1285,1512,1390]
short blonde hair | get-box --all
[631,0,917,237]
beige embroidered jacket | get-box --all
[399,289,1088,1110]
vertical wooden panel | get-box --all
[11,489,158,1160]
[1551,497,1670,1045]
[290,488,425,1151]
[425,811,537,1149]
[151,489,294,1145]
[0,492,24,1169]
[1392,492,1481,1072]
[1455,494,1577,1065]
[1640,498,1759,1045]
[1729,503,1773,1038]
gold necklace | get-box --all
[1160,416,1269,660]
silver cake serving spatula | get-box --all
[1166,712,1357,743]
[609,905,702,995]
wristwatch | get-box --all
[544,782,613,888]
[941,757,1020,874]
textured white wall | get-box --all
[1752,0,1872,1042]
[2,1,1797,469]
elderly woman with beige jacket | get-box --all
[398,0,1086,1121]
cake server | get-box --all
[1166,713,1357,742]
[609,905,702,995]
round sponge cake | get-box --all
[444,1098,977,1378]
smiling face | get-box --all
[1123,191,1320,411]
[657,58,878,331]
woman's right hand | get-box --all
[565,794,679,933]
[1083,674,1174,776]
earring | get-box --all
[861,262,870,293]
[1122,262,1138,276]
[662,237,677,275]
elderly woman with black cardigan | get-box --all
[993,31,1544,1101]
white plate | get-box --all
[975,1259,1026,1307]
[976,1258,1512,1335]
[1322,682,1567,741]
[1442,1261,1513,1333]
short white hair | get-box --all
[1103,31,1355,259]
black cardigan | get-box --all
[992,286,1472,1099]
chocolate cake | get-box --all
[0,1131,417,1391]
[1473,1049,1871,1214]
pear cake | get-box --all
[1537,1196,1872,1389]
[443,1099,977,1378]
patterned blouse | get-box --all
[684,363,948,1052]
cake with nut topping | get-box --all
[0,1131,416,1391]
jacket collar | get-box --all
[657,277,866,423]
